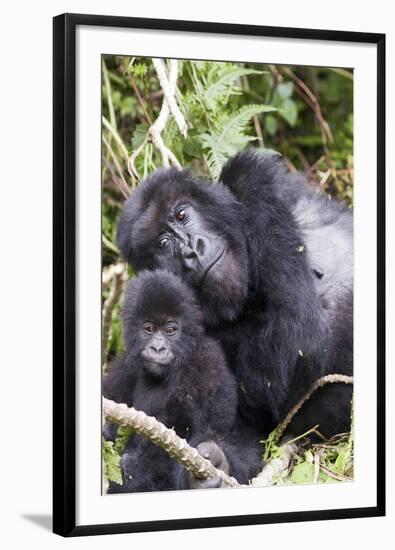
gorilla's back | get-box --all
[290,183,353,327]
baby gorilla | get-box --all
[103,269,262,493]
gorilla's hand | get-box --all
[187,441,230,489]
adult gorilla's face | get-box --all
[117,168,249,326]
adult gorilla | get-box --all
[117,151,353,438]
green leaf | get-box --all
[111,90,122,109]
[332,447,351,475]
[103,440,123,485]
[265,114,278,136]
[117,425,135,438]
[131,123,149,151]
[277,81,294,99]
[279,99,298,126]
[183,135,204,158]
[120,96,136,117]
[289,462,315,484]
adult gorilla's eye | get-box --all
[176,209,186,222]
[158,236,169,249]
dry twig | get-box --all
[320,464,352,482]
[152,59,188,137]
[313,449,322,483]
[128,59,187,179]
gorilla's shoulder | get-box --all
[219,150,288,202]
[196,336,226,365]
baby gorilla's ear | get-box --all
[187,441,230,489]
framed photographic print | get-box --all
[53,13,386,537]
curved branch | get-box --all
[103,398,239,488]
[276,374,354,442]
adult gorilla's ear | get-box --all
[116,193,140,264]
[116,202,132,262]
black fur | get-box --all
[117,151,353,438]
[103,270,263,493]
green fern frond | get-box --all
[200,104,277,178]
[219,104,276,140]
[204,67,265,110]
[200,133,228,177]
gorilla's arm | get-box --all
[102,355,137,442]
[187,338,239,437]
[108,435,178,493]
[102,354,136,407]
[219,153,329,428]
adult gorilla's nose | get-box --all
[192,234,208,256]
[181,234,209,270]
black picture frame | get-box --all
[53,13,386,537]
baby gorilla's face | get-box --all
[140,318,179,380]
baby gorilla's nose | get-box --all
[150,342,167,355]
[142,334,174,367]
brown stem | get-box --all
[124,66,153,126]
[102,264,128,369]
[241,73,264,148]
[320,464,352,482]
[280,66,333,144]
[102,138,132,198]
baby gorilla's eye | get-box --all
[164,325,177,336]
[144,324,156,335]
[158,236,169,249]
[176,209,186,222]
